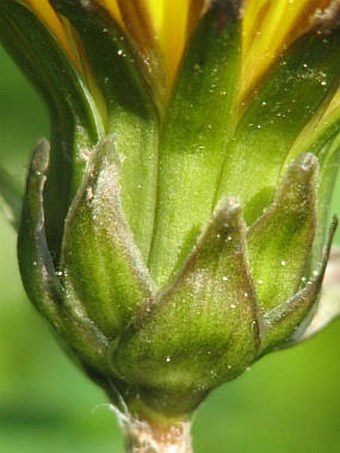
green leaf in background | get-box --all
[0,166,22,230]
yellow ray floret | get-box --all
[140,0,208,83]
[147,0,192,82]
[97,0,207,85]
[242,0,333,96]
[96,0,124,28]
[21,0,82,72]
[20,0,337,99]
[20,0,106,121]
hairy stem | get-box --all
[121,415,193,453]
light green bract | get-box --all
[0,0,340,425]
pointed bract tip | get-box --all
[214,197,241,223]
[296,152,318,172]
[311,1,340,33]
[284,153,319,187]
[30,139,50,176]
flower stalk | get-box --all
[122,416,192,453]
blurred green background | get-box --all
[1,46,340,453]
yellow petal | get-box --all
[96,0,124,28]
[144,0,208,83]
[117,0,157,56]
[20,0,105,119]
[21,0,81,70]
[99,0,207,87]
[111,0,192,85]
[242,0,333,97]
[324,90,340,118]
[149,0,191,83]
[286,88,340,161]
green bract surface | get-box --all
[0,0,339,422]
